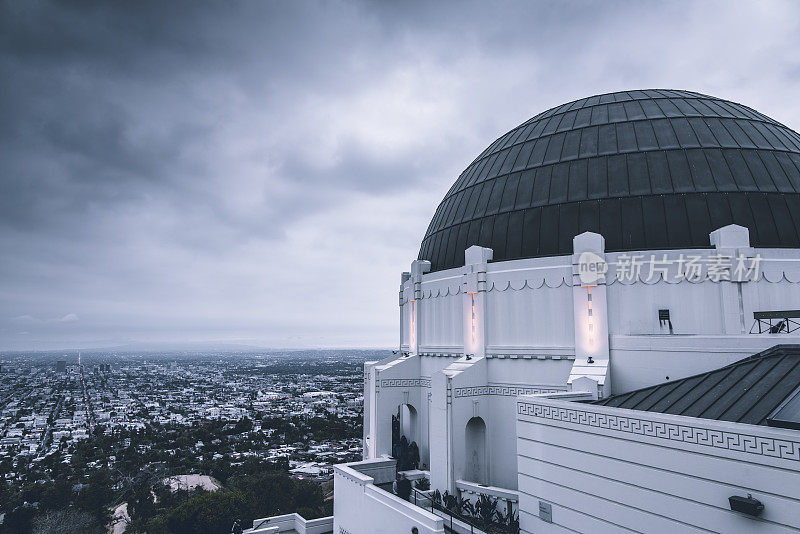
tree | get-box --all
[31,508,104,534]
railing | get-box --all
[410,487,483,534]
[750,310,800,334]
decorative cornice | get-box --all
[517,401,800,462]
[454,385,563,398]
[380,378,431,388]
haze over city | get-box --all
[2,0,800,350]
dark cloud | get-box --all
[1,0,799,350]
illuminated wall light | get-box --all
[470,294,477,349]
[586,286,595,348]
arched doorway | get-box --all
[465,417,487,484]
[392,404,419,470]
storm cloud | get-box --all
[1,0,799,350]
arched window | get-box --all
[465,416,487,484]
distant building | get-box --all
[56,360,66,373]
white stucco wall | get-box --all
[334,460,444,534]
[516,396,800,533]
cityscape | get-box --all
[0,350,378,532]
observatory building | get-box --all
[249,90,800,533]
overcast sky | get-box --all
[2,1,800,351]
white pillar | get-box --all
[569,232,611,397]
[409,260,430,356]
[462,246,493,358]
[399,272,410,350]
[710,224,753,334]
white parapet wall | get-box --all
[516,395,800,533]
[245,513,333,534]
[334,459,445,534]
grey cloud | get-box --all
[1,0,799,350]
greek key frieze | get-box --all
[517,402,800,462]
[380,378,431,388]
[454,385,563,398]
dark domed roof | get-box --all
[419,89,800,272]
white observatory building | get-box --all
[248,90,800,534]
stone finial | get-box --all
[465,245,493,266]
[709,224,750,249]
